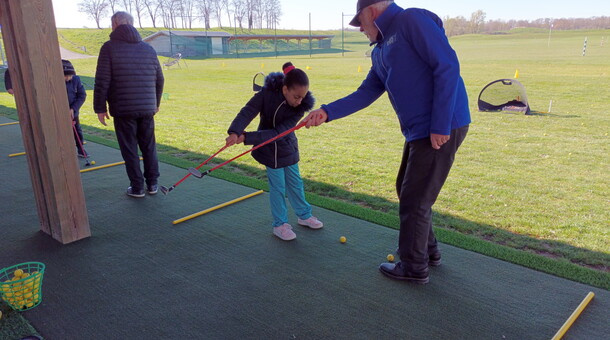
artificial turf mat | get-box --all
[1,116,609,339]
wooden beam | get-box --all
[0,0,90,244]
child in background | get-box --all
[226,62,323,241]
[62,59,87,157]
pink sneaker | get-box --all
[273,223,296,241]
[298,216,324,229]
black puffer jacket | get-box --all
[228,72,315,169]
[94,25,164,117]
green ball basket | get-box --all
[0,262,45,311]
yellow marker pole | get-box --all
[8,152,26,157]
[0,122,19,127]
[551,292,595,340]
[80,157,143,173]
[80,160,126,173]
[173,190,264,225]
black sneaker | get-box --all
[379,262,429,284]
[396,248,442,267]
[126,187,145,198]
[147,184,158,195]
[429,253,442,267]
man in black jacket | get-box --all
[94,11,164,198]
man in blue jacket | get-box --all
[94,11,164,198]
[303,0,471,284]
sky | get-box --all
[54,0,609,30]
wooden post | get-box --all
[0,0,90,243]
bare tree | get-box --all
[78,0,109,29]
[132,0,146,28]
[231,0,247,29]
[196,0,214,29]
[223,0,232,28]
[182,0,197,29]
[106,0,119,13]
[245,0,254,29]
[122,0,133,13]
[142,0,161,28]
[213,0,224,28]
[264,0,280,29]
[469,10,486,34]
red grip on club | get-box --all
[206,121,307,174]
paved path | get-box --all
[59,46,95,60]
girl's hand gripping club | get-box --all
[188,121,307,179]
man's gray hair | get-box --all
[370,0,393,11]
[111,11,134,27]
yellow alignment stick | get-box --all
[8,152,26,157]
[80,157,142,173]
[0,122,18,127]
[80,160,125,173]
[551,291,595,340]
[173,190,264,225]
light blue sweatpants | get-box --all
[266,164,312,227]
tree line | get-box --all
[444,10,610,36]
[78,0,282,30]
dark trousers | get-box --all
[72,115,85,155]
[395,125,469,273]
[113,116,159,191]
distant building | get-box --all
[143,31,231,57]
[143,31,334,58]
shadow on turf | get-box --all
[0,109,607,289]
[528,110,580,118]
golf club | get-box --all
[188,121,306,179]
[160,144,229,195]
[72,120,92,166]
[253,72,265,92]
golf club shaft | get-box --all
[172,144,229,188]
[72,121,88,159]
[204,121,306,175]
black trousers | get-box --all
[72,115,85,155]
[395,125,469,273]
[113,116,159,191]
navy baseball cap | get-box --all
[349,0,386,27]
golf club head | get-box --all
[188,167,204,178]
[160,185,172,195]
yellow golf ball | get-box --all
[339,236,346,244]
[90,161,96,165]
[387,254,395,262]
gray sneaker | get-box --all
[147,184,158,195]
[273,223,296,241]
[126,187,145,198]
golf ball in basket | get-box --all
[339,236,346,243]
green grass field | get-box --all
[1,28,608,286]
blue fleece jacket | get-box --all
[66,75,86,117]
[322,4,471,142]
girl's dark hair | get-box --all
[282,62,309,89]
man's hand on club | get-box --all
[97,112,110,126]
[430,133,450,150]
[302,108,328,128]
[226,133,245,147]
